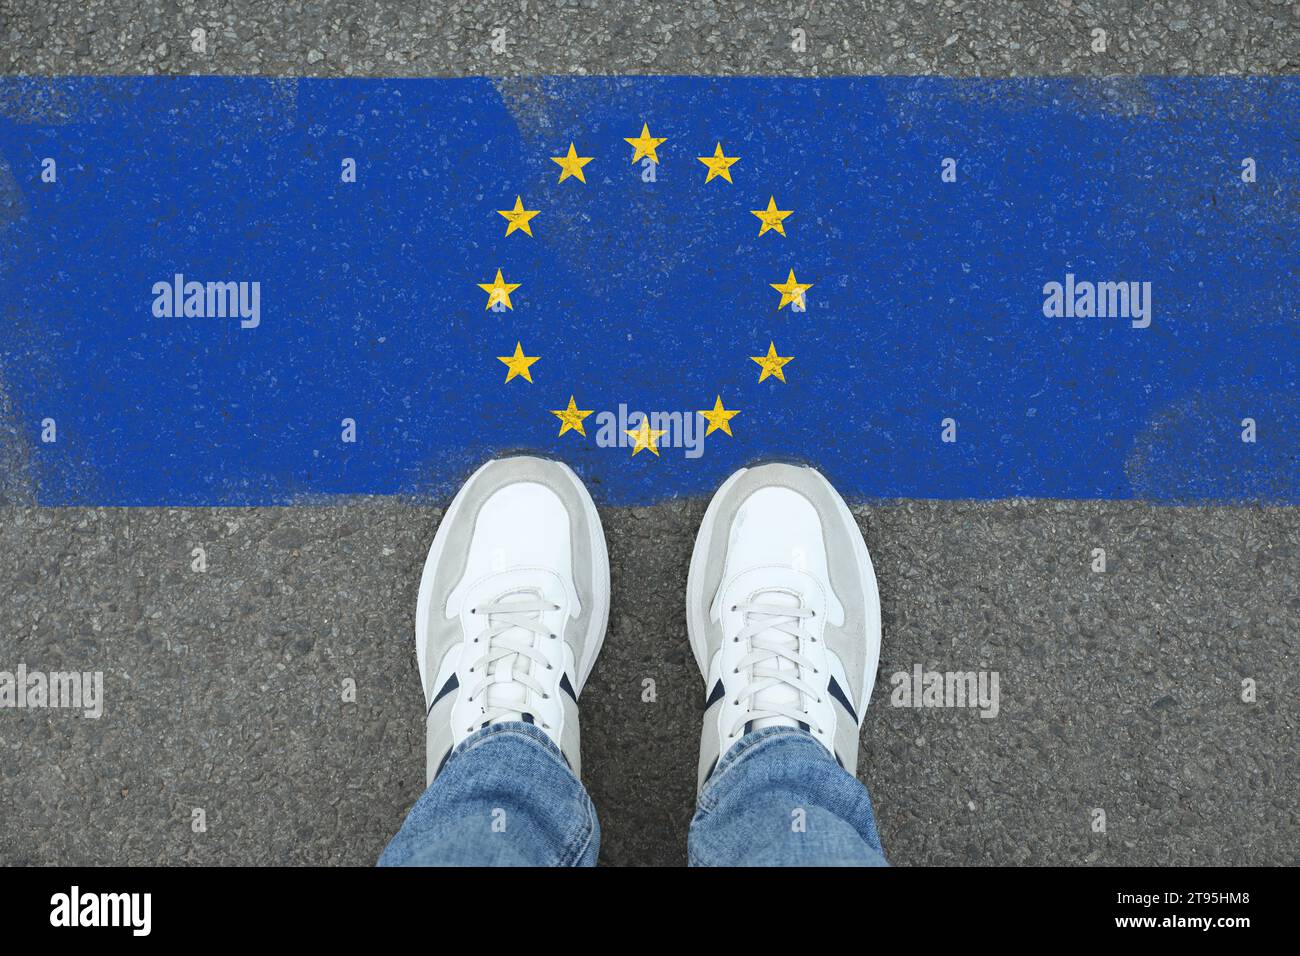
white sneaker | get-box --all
[415,456,610,784]
[687,463,882,791]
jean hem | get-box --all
[453,721,596,866]
[447,720,570,771]
[699,725,830,812]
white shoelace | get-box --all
[465,594,558,732]
[726,596,823,740]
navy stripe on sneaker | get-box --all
[705,680,726,707]
[559,672,578,701]
[827,675,858,723]
[427,673,459,714]
[435,747,453,777]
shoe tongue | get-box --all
[484,589,543,725]
[749,590,803,732]
[487,660,527,723]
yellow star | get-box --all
[477,268,521,310]
[697,142,739,183]
[698,396,739,437]
[625,419,667,457]
[497,195,540,236]
[751,196,793,236]
[624,123,667,164]
[750,342,794,383]
[551,143,594,184]
[497,342,540,383]
[551,395,595,437]
[770,269,812,310]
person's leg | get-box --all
[685,463,887,867]
[380,456,610,867]
[379,722,598,866]
[687,727,885,866]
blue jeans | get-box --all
[379,722,887,867]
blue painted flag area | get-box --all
[0,76,1295,507]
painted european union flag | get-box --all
[0,76,1295,505]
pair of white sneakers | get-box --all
[416,456,882,791]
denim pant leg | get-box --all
[688,727,888,867]
[378,721,599,867]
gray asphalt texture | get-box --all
[2,1,1297,866]
[2,0,1296,76]
[1,501,1297,865]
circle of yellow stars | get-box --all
[478,122,813,458]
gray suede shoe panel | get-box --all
[696,696,726,791]
[426,694,458,786]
